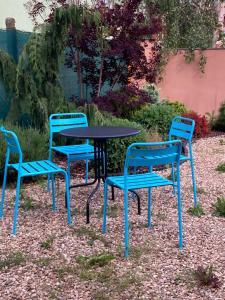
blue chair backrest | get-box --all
[125,140,182,170]
[0,127,23,163]
[49,113,88,134]
[169,116,195,141]
[49,113,89,147]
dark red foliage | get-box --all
[181,112,210,138]
[93,85,152,118]
[26,0,163,98]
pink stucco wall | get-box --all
[157,49,225,115]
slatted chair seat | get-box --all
[9,160,64,177]
[52,144,94,157]
[107,172,174,190]
[180,154,190,161]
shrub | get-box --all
[216,163,225,173]
[214,102,225,131]
[181,112,210,138]
[163,100,189,115]
[188,203,205,217]
[0,120,48,173]
[193,265,221,288]
[141,83,160,103]
[213,196,225,217]
[93,85,153,119]
[132,103,177,138]
[94,112,148,172]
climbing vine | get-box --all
[9,5,100,130]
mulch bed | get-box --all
[0,134,225,299]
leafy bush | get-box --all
[141,83,160,103]
[0,120,48,172]
[163,100,189,115]
[213,196,225,217]
[181,112,210,138]
[132,103,177,138]
[93,85,153,119]
[94,111,148,172]
[214,102,225,131]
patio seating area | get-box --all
[0,134,225,299]
[1,2,225,299]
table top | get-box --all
[60,126,140,140]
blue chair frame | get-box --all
[102,140,183,257]
[0,127,72,235]
[169,116,197,206]
[48,113,95,189]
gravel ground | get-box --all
[1,135,225,300]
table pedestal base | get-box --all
[67,139,141,223]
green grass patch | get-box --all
[74,226,110,247]
[76,252,115,268]
[213,196,225,217]
[219,139,225,145]
[0,251,26,269]
[193,265,221,288]
[216,163,225,173]
[40,236,54,250]
[196,187,207,194]
[54,266,78,279]
[188,203,205,217]
[20,190,41,210]
[35,257,54,267]
[97,205,119,219]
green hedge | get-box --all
[92,108,148,172]
[132,103,177,138]
[0,120,48,171]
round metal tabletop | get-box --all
[60,126,140,140]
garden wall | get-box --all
[157,49,225,115]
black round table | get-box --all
[60,126,140,223]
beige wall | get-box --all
[157,49,225,115]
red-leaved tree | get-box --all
[25,0,163,99]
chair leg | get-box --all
[0,165,8,219]
[47,174,51,192]
[190,159,197,206]
[51,174,57,211]
[147,187,152,228]
[63,171,72,225]
[177,169,183,249]
[171,163,176,195]
[85,160,88,183]
[12,176,22,235]
[102,181,109,234]
[67,158,71,186]
[124,188,129,257]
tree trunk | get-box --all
[76,50,84,100]
[97,56,104,97]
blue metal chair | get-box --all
[0,127,72,235]
[48,113,94,189]
[102,140,183,257]
[169,116,197,206]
